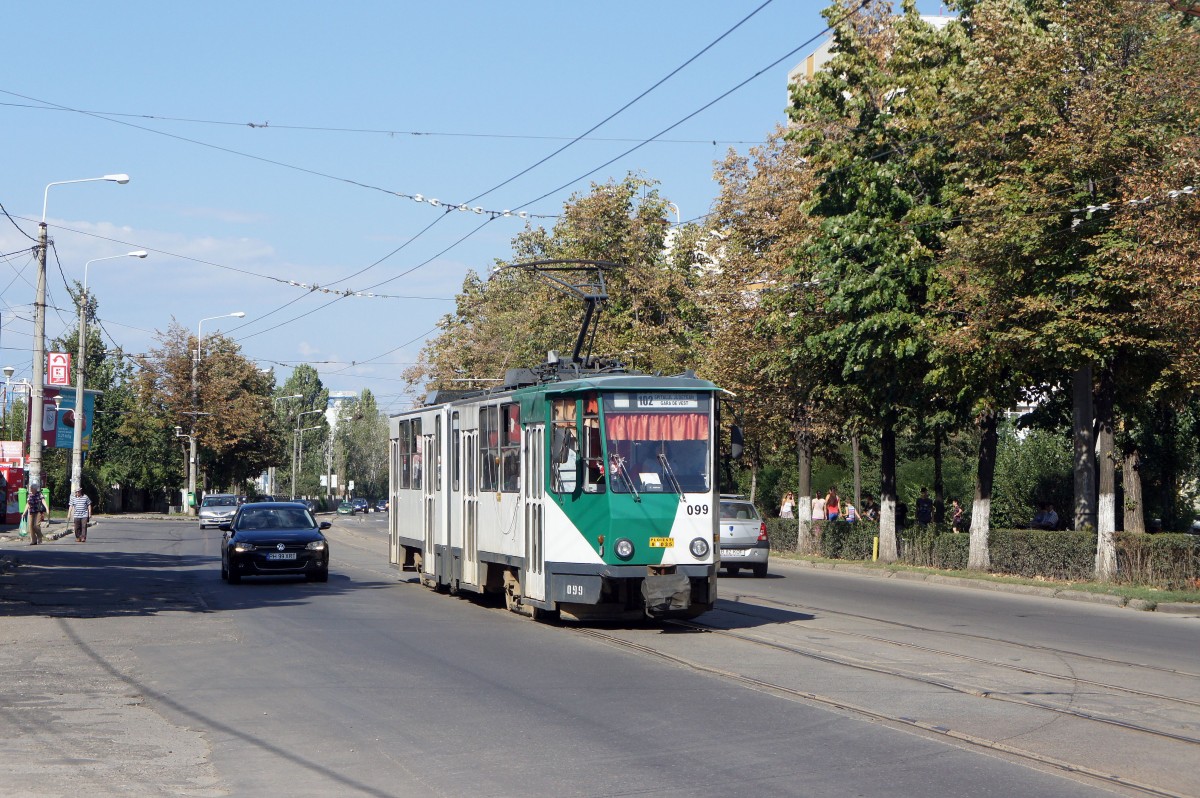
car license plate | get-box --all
[648,537,674,548]
[266,552,297,560]
[721,549,747,557]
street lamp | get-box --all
[69,251,148,493]
[29,174,130,495]
[292,409,323,499]
[187,311,246,514]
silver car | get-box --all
[198,494,239,529]
[719,497,769,578]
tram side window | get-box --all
[435,415,442,491]
[451,412,460,492]
[480,405,500,492]
[412,418,423,490]
[550,398,578,494]
[583,395,605,493]
[501,403,520,493]
[397,420,411,489]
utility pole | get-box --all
[28,223,48,494]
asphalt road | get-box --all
[1,514,1196,797]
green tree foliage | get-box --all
[123,321,276,496]
[405,174,704,394]
[275,364,329,497]
[335,390,387,499]
[991,428,1074,529]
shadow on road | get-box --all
[0,545,392,619]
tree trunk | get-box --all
[1122,450,1145,534]
[933,429,945,524]
[968,411,997,571]
[1072,366,1097,531]
[878,418,898,562]
[1095,372,1117,580]
[749,465,758,504]
[796,430,814,555]
[852,434,862,512]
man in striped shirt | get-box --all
[70,487,92,543]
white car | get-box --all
[719,497,769,578]
[198,494,239,529]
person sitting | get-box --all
[1031,502,1059,530]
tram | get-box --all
[386,260,727,621]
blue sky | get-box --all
[2,1,947,414]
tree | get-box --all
[335,390,387,499]
[123,321,277,498]
[405,174,705,395]
[787,1,960,561]
[940,0,1200,576]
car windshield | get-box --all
[237,507,316,529]
[720,502,759,520]
[202,496,237,507]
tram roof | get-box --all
[397,371,723,420]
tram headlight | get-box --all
[614,538,635,561]
[689,537,710,558]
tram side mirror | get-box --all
[730,425,744,461]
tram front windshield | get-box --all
[603,392,711,494]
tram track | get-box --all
[666,616,1200,746]
[725,590,1200,681]
[573,625,1191,798]
[716,594,1200,713]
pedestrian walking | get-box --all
[26,488,46,545]
[916,487,933,526]
[825,487,841,521]
[70,487,92,542]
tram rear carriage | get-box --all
[387,373,722,621]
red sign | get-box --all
[48,352,72,386]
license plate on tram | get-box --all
[266,552,297,560]
[648,537,674,548]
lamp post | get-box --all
[69,251,148,494]
[29,174,130,495]
[188,312,245,514]
[270,394,302,495]
[292,409,323,499]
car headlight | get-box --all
[614,538,635,560]
[689,537,710,558]
[233,542,256,553]
[305,540,326,551]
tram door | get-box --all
[523,423,546,601]
[447,412,462,586]
[462,429,479,587]
[423,429,437,582]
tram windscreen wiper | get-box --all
[612,457,640,501]
[657,453,686,501]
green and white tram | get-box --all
[387,367,724,621]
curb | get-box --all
[774,556,1200,616]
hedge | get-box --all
[763,517,1199,591]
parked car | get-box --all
[375,499,388,512]
[220,502,331,583]
[718,496,769,578]
[198,494,239,529]
[337,501,356,515]
[351,497,369,513]
[303,498,319,513]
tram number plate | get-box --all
[648,537,674,548]
[266,552,297,560]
